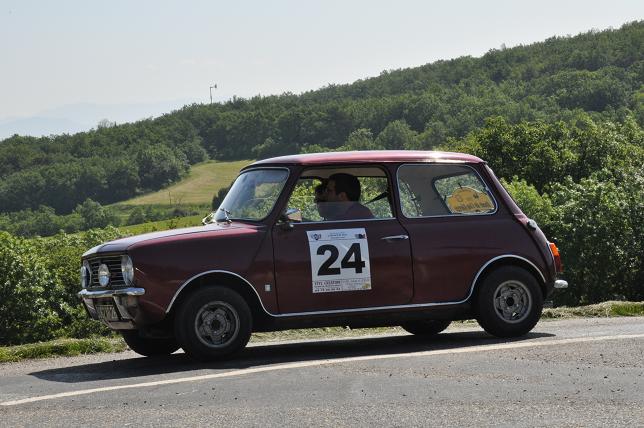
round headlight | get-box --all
[121,255,134,285]
[98,264,110,287]
[80,261,91,288]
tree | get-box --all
[137,145,188,190]
[375,120,419,150]
[74,199,120,229]
[342,128,379,150]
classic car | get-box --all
[79,151,567,360]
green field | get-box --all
[107,159,253,228]
[120,159,252,206]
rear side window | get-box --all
[397,164,496,217]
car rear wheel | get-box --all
[401,319,451,336]
[174,287,252,361]
[475,266,543,338]
[121,331,180,357]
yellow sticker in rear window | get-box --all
[446,187,494,214]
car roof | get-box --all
[248,150,484,167]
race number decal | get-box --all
[307,228,371,293]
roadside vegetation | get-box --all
[0,337,126,363]
[1,301,642,363]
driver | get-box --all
[323,173,374,221]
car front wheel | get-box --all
[174,287,252,361]
[475,266,543,338]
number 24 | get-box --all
[317,243,365,276]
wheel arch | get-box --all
[470,255,547,302]
[166,271,273,326]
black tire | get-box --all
[401,319,451,336]
[174,287,252,361]
[121,331,180,357]
[475,266,543,338]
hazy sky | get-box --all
[0,0,642,135]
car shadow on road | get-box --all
[30,330,554,384]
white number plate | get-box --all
[307,228,371,293]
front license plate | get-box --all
[96,304,119,322]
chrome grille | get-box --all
[86,255,125,288]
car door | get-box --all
[396,163,500,303]
[272,218,413,313]
[271,168,414,314]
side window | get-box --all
[397,164,496,217]
[286,168,394,222]
[288,178,325,222]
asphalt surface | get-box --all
[1,317,643,427]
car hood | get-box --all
[82,222,258,257]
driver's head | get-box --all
[326,173,361,202]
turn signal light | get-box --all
[549,242,563,273]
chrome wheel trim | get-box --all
[194,301,240,348]
[492,280,532,324]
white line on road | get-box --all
[2,333,643,407]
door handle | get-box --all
[380,235,409,242]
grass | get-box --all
[2,301,642,363]
[117,160,252,206]
[542,300,644,319]
[251,327,402,343]
[0,337,126,363]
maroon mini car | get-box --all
[79,151,567,360]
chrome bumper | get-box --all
[554,280,568,289]
[78,287,145,298]
[78,287,145,330]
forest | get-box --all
[0,22,642,344]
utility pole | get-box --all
[210,84,217,104]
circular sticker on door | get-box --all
[307,228,371,293]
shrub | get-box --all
[0,232,63,344]
[30,228,126,339]
[548,167,643,305]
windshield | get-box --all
[213,169,289,222]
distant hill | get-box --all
[0,100,195,140]
[0,21,642,215]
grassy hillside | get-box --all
[117,159,251,206]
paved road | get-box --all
[1,317,643,427]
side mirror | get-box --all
[279,208,302,230]
[202,212,215,225]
